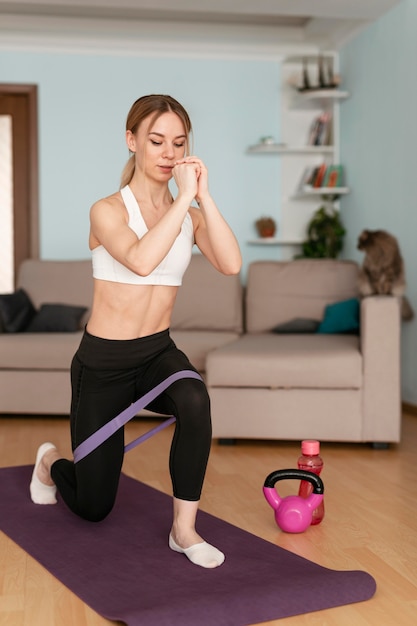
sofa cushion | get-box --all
[18,259,93,311]
[206,333,362,389]
[0,332,82,370]
[170,330,241,372]
[25,304,88,333]
[0,329,239,373]
[246,259,359,333]
[0,289,36,332]
[171,253,243,333]
[317,298,360,334]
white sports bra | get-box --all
[92,185,194,286]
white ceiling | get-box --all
[0,0,402,24]
[0,0,402,52]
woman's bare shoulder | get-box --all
[89,191,128,247]
[91,190,123,212]
[90,190,128,222]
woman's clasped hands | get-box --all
[172,156,208,204]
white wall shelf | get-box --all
[291,89,350,109]
[247,238,303,246]
[293,187,350,199]
[245,53,349,256]
[247,144,334,154]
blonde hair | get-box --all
[120,94,192,188]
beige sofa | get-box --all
[206,260,401,446]
[0,254,242,415]
[0,255,401,445]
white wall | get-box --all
[340,0,417,403]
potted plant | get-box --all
[298,205,345,258]
[255,216,277,238]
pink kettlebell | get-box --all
[263,469,324,533]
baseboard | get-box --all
[402,402,417,416]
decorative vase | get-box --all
[255,217,277,238]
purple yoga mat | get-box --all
[0,466,376,625]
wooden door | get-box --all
[0,84,39,286]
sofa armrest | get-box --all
[361,296,401,443]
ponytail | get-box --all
[120,154,135,188]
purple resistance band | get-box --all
[73,370,203,464]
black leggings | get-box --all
[51,328,212,522]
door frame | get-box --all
[0,83,39,269]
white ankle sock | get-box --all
[169,534,225,568]
[30,442,57,505]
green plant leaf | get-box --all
[297,205,345,259]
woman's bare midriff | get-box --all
[86,279,179,340]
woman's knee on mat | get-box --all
[56,455,121,520]
[77,491,116,522]
[76,460,122,522]
[79,505,113,523]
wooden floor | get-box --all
[1,411,417,626]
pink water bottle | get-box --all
[297,440,324,525]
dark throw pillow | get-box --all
[272,318,320,334]
[317,298,360,334]
[25,303,87,333]
[0,288,36,332]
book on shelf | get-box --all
[298,164,344,191]
[313,163,327,187]
[307,112,332,146]
[297,166,316,191]
[322,164,344,187]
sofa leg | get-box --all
[370,442,389,450]
[218,438,237,446]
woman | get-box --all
[30,94,241,569]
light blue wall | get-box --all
[0,50,281,273]
[340,0,417,403]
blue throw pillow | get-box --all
[317,298,360,334]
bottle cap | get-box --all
[301,439,320,455]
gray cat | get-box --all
[357,229,414,321]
